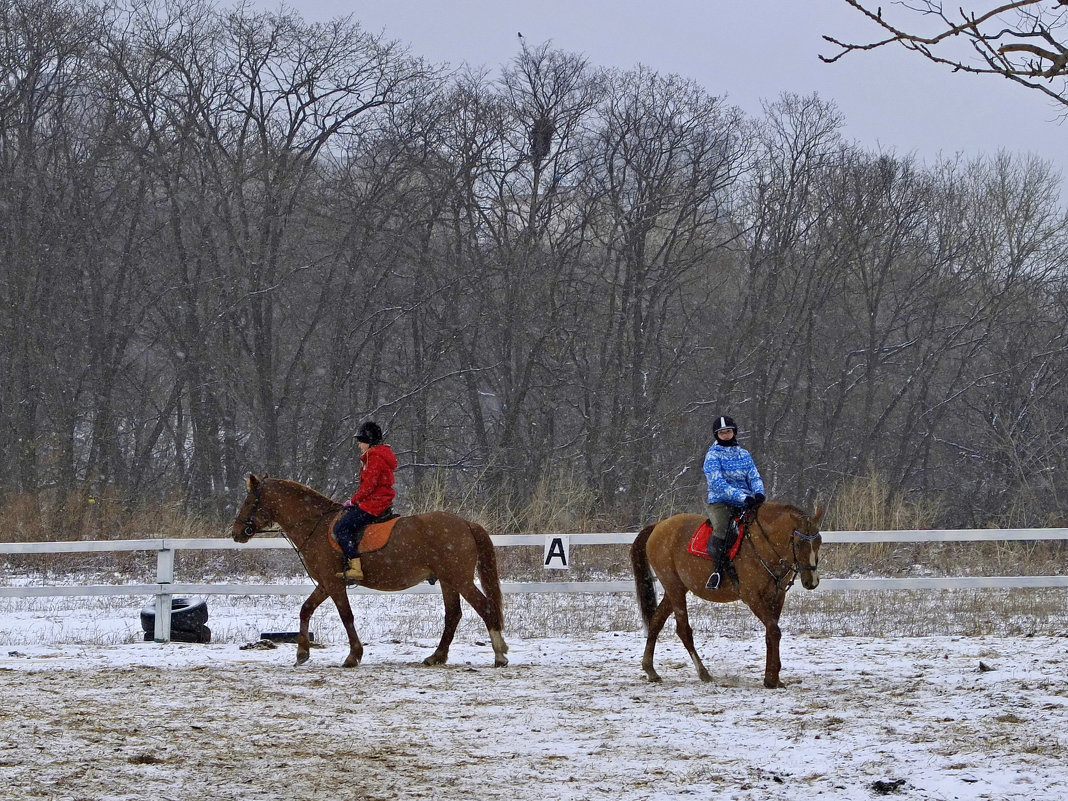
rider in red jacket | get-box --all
[335,421,397,582]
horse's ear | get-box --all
[812,505,825,525]
[247,473,260,492]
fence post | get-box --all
[153,542,174,643]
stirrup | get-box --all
[705,571,722,590]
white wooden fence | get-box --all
[1,529,1065,641]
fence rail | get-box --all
[1,529,1065,641]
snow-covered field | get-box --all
[1,592,1066,801]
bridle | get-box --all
[238,479,337,554]
[746,510,821,592]
[239,482,272,540]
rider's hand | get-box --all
[753,492,765,506]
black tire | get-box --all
[143,624,211,644]
[139,596,209,636]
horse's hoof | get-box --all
[295,651,310,666]
[764,677,786,689]
[644,673,662,684]
[698,671,713,683]
[422,653,447,666]
[494,656,509,668]
[342,656,361,668]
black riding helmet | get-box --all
[714,416,737,434]
[356,421,383,446]
[714,415,738,446]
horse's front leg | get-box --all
[762,619,784,688]
[297,585,330,665]
[762,591,788,689]
[742,588,787,688]
[329,587,364,668]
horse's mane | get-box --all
[266,477,341,509]
[766,500,813,521]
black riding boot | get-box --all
[705,534,730,590]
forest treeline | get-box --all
[2,0,1066,531]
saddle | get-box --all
[687,513,746,561]
[328,509,401,554]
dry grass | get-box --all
[827,469,945,532]
[405,464,611,535]
[0,489,290,580]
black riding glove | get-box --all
[753,492,765,506]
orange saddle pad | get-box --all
[328,514,401,554]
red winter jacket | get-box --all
[348,444,397,516]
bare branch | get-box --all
[823,0,1068,107]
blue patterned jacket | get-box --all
[703,442,765,506]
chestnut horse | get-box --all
[231,474,508,668]
[630,502,823,688]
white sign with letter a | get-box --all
[543,535,570,569]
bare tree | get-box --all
[0,0,114,505]
[823,1,1068,107]
[577,66,749,519]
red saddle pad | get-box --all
[687,520,716,559]
[686,517,745,560]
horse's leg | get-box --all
[641,596,674,683]
[296,585,330,665]
[328,587,364,668]
[424,583,462,666]
[664,582,714,683]
[452,579,509,667]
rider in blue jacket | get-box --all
[702,415,765,589]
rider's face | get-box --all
[716,428,734,441]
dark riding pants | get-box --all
[334,506,376,560]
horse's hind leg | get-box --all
[453,580,509,667]
[424,584,462,666]
[296,585,330,665]
[641,596,674,683]
[664,582,713,683]
[328,587,364,668]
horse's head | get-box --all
[232,474,274,542]
[791,505,824,590]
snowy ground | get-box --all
[1,593,1066,801]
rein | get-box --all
[746,511,820,593]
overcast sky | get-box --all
[256,0,1067,195]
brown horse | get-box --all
[630,502,823,688]
[231,474,508,668]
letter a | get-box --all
[543,535,570,569]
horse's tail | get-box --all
[630,523,659,630]
[471,522,506,637]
